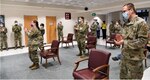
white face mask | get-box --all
[15,23,18,25]
[40,26,44,29]
[78,19,81,22]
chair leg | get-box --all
[88,49,89,54]
[72,42,74,47]
[61,42,63,47]
[68,43,69,47]
[145,59,147,67]
[106,43,107,47]
[57,56,61,65]
[40,57,42,64]
[45,59,47,68]
[53,57,55,61]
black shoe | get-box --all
[76,54,82,56]
[112,57,119,61]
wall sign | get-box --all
[65,12,71,20]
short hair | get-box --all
[14,20,18,23]
[123,3,136,13]
[103,21,105,23]
[79,16,84,22]
[33,20,40,30]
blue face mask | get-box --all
[122,12,129,22]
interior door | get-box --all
[46,16,57,43]
[24,15,37,46]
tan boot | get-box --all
[31,63,39,70]
[29,63,35,68]
[80,54,86,58]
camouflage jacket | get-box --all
[85,24,89,34]
[0,27,7,38]
[109,24,115,34]
[114,24,122,34]
[12,25,22,35]
[90,23,98,36]
[90,23,98,32]
[26,28,43,50]
[57,25,63,36]
[122,16,149,60]
[76,23,87,40]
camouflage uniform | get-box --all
[12,25,22,48]
[85,23,89,35]
[26,28,42,65]
[114,23,122,34]
[39,28,45,50]
[57,24,63,41]
[74,24,78,41]
[109,23,115,35]
[90,22,98,36]
[76,23,87,56]
[120,16,149,79]
[0,26,8,51]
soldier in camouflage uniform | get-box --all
[109,21,115,35]
[25,20,42,70]
[114,21,122,34]
[90,20,98,36]
[57,21,63,42]
[12,21,22,49]
[75,17,87,57]
[115,3,149,79]
[0,23,8,51]
[85,22,89,35]
[74,22,78,40]
[39,23,45,50]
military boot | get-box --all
[76,53,82,56]
[80,54,86,58]
[31,63,39,70]
[29,63,35,68]
[76,50,82,56]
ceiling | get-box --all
[1,0,150,14]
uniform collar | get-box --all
[126,15,138,26]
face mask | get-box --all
[15,22,18,25]
[78,19,81,22]
[122,12,129,22]
[40,26,43,29]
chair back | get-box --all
[109,33,116,40]
[51,40,60,54]
[88,49,111,70]
[87,36,97,45]
[67,33,74,42]
[87,32,94,38]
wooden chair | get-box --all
[86,36,97,54]
[106,33,116,48]
[86,32,94,40]
[40,40,60,68]
[62,33,74,47]
[73,49,111,79]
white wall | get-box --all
[0,4,94,47]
